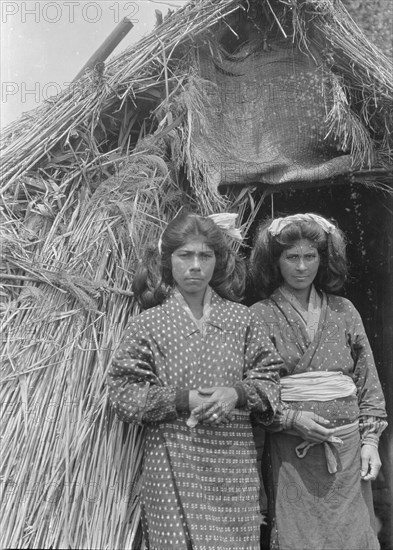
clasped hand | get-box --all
[288,410,339,443]
[189,386,238,425]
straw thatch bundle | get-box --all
[1,0,392,548]
[343,0,393,59]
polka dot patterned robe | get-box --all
[251,290,387,550]
[108,290,283,550]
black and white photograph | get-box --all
[1,1,392,548]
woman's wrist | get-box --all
[233,383,247,408]
[282,409,296,430]
[175,388,190,412]
[361,433,379,448]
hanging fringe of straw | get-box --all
[289,0,393,168]
[174,71,228,211]
[324,73,376,168]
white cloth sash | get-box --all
[281,371,356,402]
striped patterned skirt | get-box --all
[141,413,262,550]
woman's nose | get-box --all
[190,255,201,270]
[297,258,307,270]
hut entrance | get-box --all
[236,181,393,550]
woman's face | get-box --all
[278,239,320,294]
[171,237,216,300]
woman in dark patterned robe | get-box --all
[249,213,387,550]
[108,212,284,550]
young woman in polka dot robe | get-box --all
[249,213,387,550]
[108,212,284,550]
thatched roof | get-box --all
[343,0,393,60]
[1,1,392,548]
[1,0,392,195]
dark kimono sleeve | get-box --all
[107,318,180,425]
[236,310,282,425]
[347,302,387,444]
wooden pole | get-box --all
[72,17,134,82]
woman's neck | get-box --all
[176,288,206,319]
[281,284,312,310]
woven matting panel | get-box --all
[190,40,361,188]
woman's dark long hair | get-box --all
[248,214,348,300]
[133,211,246,309]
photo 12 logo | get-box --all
[1,78,107,105]
[2,81,69,105]
[1,2,140,24]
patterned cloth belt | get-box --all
[281,371,356,401]
[294,420,359,474]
